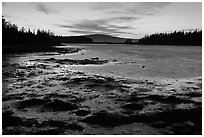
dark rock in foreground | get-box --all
[30,57,108,65]
[121,103,144,110]
[75,109,91,116]
[41,99,79,112]
[80,110,126,127]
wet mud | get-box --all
[2,49,202,135]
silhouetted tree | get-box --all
[2,16,61,47]
[138,30,202,46]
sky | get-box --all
[2,2,202,38]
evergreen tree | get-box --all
[138,30,202,46]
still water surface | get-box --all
[6,44,202,80]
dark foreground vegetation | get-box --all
[138,30,202,46]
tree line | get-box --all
[2,16,61,47]
[138,30,202,46]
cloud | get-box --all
[127,2,171,15]
[69,30,102,35]
[57,18,135,36]
[58,20,119,34]
[93,2,171,17]
[3,14,27,22]
[56,3,168,36]
[109,16,141,23]
[36,3,58,15]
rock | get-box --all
[151,121,167,128]
[66,123,84,131]
[90,57,99,60]
[80,110,125,127]
[2,110,23,129]
[75,109,91,116]
[15,98,49,109]
[41,99,78,112]
[35,58,108,65]
[121,103,144,110]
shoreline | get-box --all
[2,47,202,135]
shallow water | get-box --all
[5,44,202,80]
[63,44,202,79]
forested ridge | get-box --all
[138,30,202,46]
[2,16,61,46]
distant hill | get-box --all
[59,36,93,43]
[85,34,138,44]
[59,34,138,44]
[85,34,125,43]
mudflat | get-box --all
[2,45,202,135]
